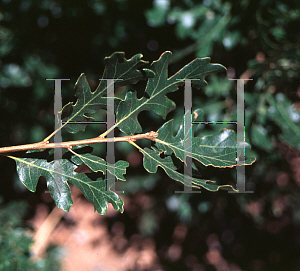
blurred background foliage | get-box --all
[0,197,61,270]
[0,0,300,270]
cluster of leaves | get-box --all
[7,51,255,215]
[0,197,61,271]
[1,0,299,269]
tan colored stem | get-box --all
[0,131,158,154]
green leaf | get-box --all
[9,155,73,212]
[62,52,155,134]
[267,93,300,149]
[69,177,124,215]
[70,153,129,181]
[116,51,226,135]
[155,109,255,168]
[139,146,236,191]
[4,51,257,214]
[9,154,124,214]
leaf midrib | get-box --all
[11,156,117,201]
[72,153,128,180]
[141,148,219,189]
[64,58,142,127]
[114,56,211,131]
[156,128,240,166]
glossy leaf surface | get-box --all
[9,154,124,214]
[155,109,255,167]
[10,155,73,212]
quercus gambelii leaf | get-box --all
[154,108,256,168]
[9,151,73,212]
[130,108,255,191]
[131,143,236,191]
[6,51,255,215]
[115,51,226,134]
[8,149,127,215]
[70,152,129,182]
[61,52,155,134]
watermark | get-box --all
[100,79,124,193]
[175,78,254,194]
[175,79,201,194]
[49,76,254,195]
[228,79,254,194]
[49,78,124,194]
[47,79,70,194]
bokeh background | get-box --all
[0,0,300,270]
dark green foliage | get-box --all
[8,51,253,214]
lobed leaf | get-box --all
[155,109,256,168]
[9,154,124,214]
[69,178,124,215]
[139,146,236,191]
[5,51,257,214]
[116,51,226,135]
[62,52,155,134]
[10,155,73,212]
[70,153,129,181]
